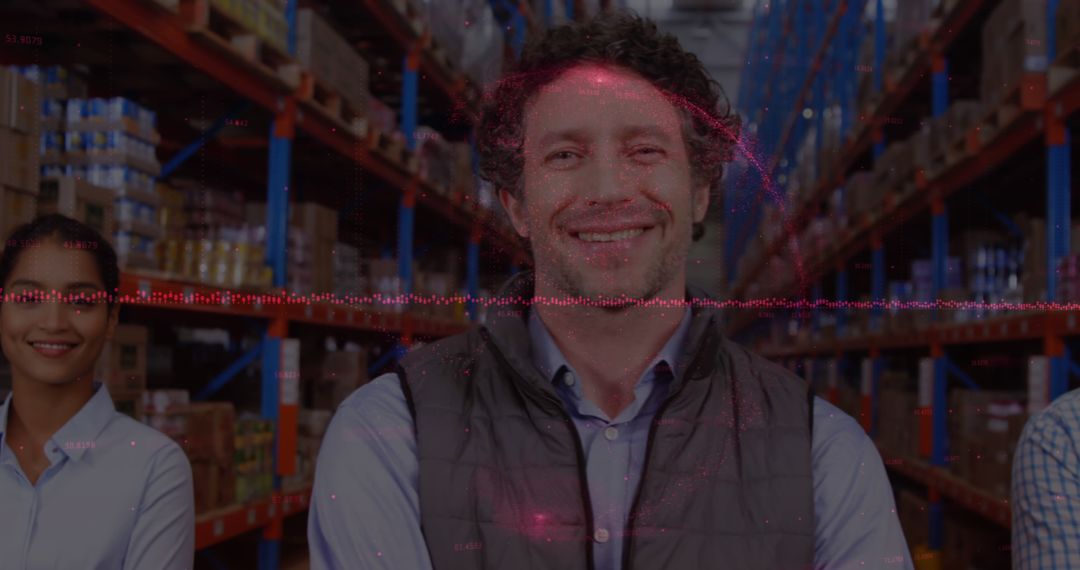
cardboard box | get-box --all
[897,490,929,550]
[36,177,116,241]
[0,127,40,193]
[296,9,370,115]
[980,0,1048,106]
[97,324,149,394]
[186,402,236,463]
[0,67,39,134]
[111,389,145,422]
[1059,0,1080,61]
[0,184,37,244]
[314,350,369,411]
[191,460,236,513]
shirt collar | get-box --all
[527,305,693,386]
[0,383,116,462]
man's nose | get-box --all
[581,152,635,206]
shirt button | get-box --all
[594,528,610,543]
[604,426,619,441]
[562,370,576,387]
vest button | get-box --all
[603,426,619,441]
[594,528,610,543]
[562,370,576,387]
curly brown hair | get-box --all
[475,10,740,206]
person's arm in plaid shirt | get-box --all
[1012,389,1080,569]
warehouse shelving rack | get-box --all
[0,0,595,567]
[730,0,1079,555]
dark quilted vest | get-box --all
[397,271,815,570]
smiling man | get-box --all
[309,11,911,570]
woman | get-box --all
[0,214,194,569]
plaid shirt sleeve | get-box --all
[1012,388,1080,569]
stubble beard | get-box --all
[536,224,691,313]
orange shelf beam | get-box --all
[195,484,312,550]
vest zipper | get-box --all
[622,326,717,570]
[479,328,597,570]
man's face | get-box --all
[500,64,709,307]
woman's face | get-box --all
[0,239,117,388]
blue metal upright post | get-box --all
[467,226,481,322]
[836,266,848,333]
[931,201,948,321]
[871,238,885,331]
[1046,2,1070,400]
[258,96,294,570]
[399,50,420,305]
[932,55,949,118]
[872,0,885,157]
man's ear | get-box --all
[692,184,710,224]
[498,188,530,239]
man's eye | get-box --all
[70,297,96,307]
[548,150,580,162]
[633,147,664,158]
[12,293,40,304]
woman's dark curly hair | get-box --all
[476,10,740,206]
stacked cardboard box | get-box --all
[0,67,41,242]
[246,201,336,296]
[872,139,914,193]
[942,510,1012,569]
[333,242,362,299]
[1019,216,1047,302]
[413,271,458,319]
[970,399,1028,498]
[1058,1,1080,60]
[897,490,930,551]
[980,0,1048,107]
[235,417,275,503]
[460,0,505,87]
[296,9,370,115]
[294,203,337,296]
[187,402,236,512]
[366,93,396,135]
[286,408,332,489]
[894,0,937,55]
[313,350,369,412]
[144,392,237,513]
[879,388,917,458]
[97,324,149,421]
[843,171,878,225]
[415,127,455,194]
[209,0,288,55]
[36,177,115,242]
[915,99,983,171]
[947,389,1025,489]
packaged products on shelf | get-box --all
[14,65,88,101]
[296,8,369,116]
[980,0,1048,107]
[36,176,115,241]
[96,324,149,396]
[235,417,276,503]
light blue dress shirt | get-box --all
[310,308,912,569]
[0,383,195,570]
